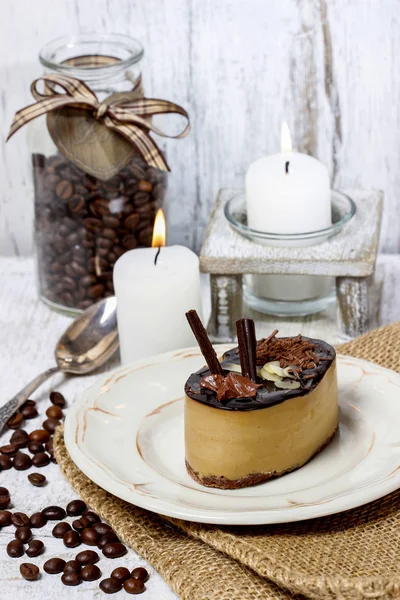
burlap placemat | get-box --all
[54,321,400,600]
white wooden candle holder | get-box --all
[200,188,383,342]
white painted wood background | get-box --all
[1,0,400,255]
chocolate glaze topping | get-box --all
[185,336,335,411]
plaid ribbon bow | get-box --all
[7,74,190,172]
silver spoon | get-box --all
[0,296,118,431]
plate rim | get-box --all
[64,348,400,525]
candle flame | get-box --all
[152,208,166,248]
[281,121,292,154]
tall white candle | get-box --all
[114,210,202,364]
[245,123,332,304]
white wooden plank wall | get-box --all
[1,0,400,255]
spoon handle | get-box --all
[0,367,60,432]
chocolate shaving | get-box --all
[236,318,258,382]
[256,330,323,374]
[200,373,262,401]
[186,310,223,375]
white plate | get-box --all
[64,347,400,525]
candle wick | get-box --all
[154,247,161,265]
[285,161,290,174]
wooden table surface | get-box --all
[1,255,400,599]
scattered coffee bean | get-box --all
[0,443,19,456]
[92,522,112,537]
[20,562,40,581]
[63,560,81,573]
[72,518,86,532]
[81,527,99,546]
[7,412,24,429]
[45,439,54,454]
[46,405,63,419]
[131,567,149,583]
[66,499,87,516]
[30,512,47,528]
[83,510,101,524]
[28,473,47,487]
[7,539,24,557]
[49,391,66,407]
[52,521,71,538]
[0,510,12,527]
[79,515,92,528]
[29,430,50,443]
[81,564,101,582]
[26,539,44,557]
[75,549,99,565]
[32,452,50,468]
[11,512,30,527]
[15,525,32,543]
[44,557,66,574]
[98,531,120,548]
[42,505,66,520]
[63,530,81,548]
[21,404,38,420]
[111,567,131,583]
[42,418,60,434]
[124,578,145,594]
[13,451,32,471]
[61,571,82,586]
[10,429,29,447]
[102,542,127,559]
[0,487,10,509]
[28,441,45,454]
[99,577,122,594]
[0,455,12,470]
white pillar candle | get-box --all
[114,210,202,364]
[245,123,332,303]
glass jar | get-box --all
[30,33,167,314]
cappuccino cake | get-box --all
[184,312,338,490]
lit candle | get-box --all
[245,123,332,305]
[114,209,203,364]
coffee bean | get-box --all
[87,284,105,298]
[75,549,99,565]
[32,452,50,467]
[13,451,32,471]
[30,512,47,528]
[7,539,24,557]
[20,562,40,581]
[138,179,152,192]
[7,412,24,429]
[102,542,127,559]
[29,429,50,443]
[11,512,29,528]
[0,510,12,526]
[42,418,60,434]
[68,195,85,213]
[122,234,138,250]
[81,564,101,581]
[61,571,82,586]
[83,510,101,524]
[124,213,140,230]
[28,472,47,487]
[28,441,45,454]
[111,567,130,583]
[92,522,112,536]
[63,560,81,573]
[10,429,29,446]
[0,443,18,456]
[45,439,54,454]
[0,487,10,509]
[81,527,99,546]
[124,578,145,594]
[97,531,120,548]
[49,391,66,407]
[46,405,63,419]
[72,518,86,532]
[53,521,71,538]
[21,404,38,419]
[42,505,66,520]
[56,180,73,200]
[63,530,81,548]
[66,499,87,516]
[26,539,44,557]
[102,216,120,228]
[15,525,32,543]
[0,455,12,470]
[99,577,122,594]
[83,217,102,233]
[44,557,66,574]
[131,567,149,582]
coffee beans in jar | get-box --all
[34,154,166,312]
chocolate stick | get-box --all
[236,318,258,382]
[186,310,223,375]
